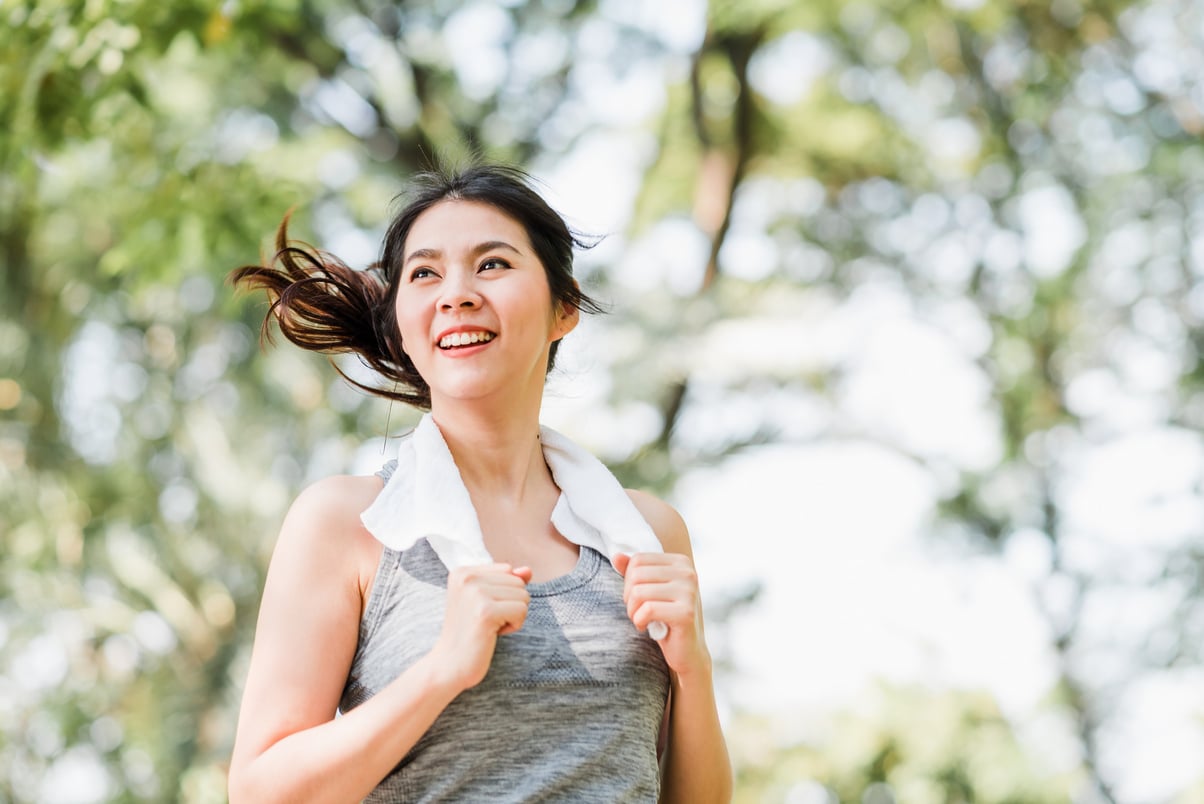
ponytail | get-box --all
[230,215,432,408]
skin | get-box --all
[228,200,732,803]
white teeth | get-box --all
[439,331,495,348]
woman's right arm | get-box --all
[227,476,530,804]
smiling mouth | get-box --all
[438,331,496,349]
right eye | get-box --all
[409,267,435,281]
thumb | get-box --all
[612,552,631,576]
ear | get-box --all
[551,284,580,341]
[554,300,579,340]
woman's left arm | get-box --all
[617,490,733,804]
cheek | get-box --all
[393,300,426,355]
[515,297,558,345]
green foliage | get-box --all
[732,686,1075,804]
[2,0,1202,800]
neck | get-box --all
[429,396,550,504]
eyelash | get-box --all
[408,259,510,281]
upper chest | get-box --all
[474,492,581,582]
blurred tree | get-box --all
[617,0,1204,800]
[731,683,1077,804]
[1,0,1201,801]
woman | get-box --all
[227,163,731,803]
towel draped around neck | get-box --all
[359,414,663,570]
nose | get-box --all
[438,270,482,311]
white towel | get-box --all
[360,414,664,570]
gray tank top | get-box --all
[339,461,671,802]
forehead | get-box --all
[406,199,531,251]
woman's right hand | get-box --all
[430,563,533,691]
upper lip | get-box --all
[434,325,496,344]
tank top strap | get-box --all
[376,458,399,485]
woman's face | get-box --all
[394,199,577,406]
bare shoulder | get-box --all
[271,473,385,588]
[625,488,693,558]
[285,473,383,527]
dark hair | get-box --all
[231,163,605,409]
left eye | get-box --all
[480,258,509,272]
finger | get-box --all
[495,599,530,635]
[625,557,695,597]
[458,583,527,615]
[626,551,689,565]
[624,563,691,587]
[624,553,694,578]
[481,586,531,604]
[631,600,687,633]
[470,570,532,592]
[622,555,690,591]
[619,553,686,603]
[481,562,538,582]
[625,581,693,621]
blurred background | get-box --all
[2,0,1203,801]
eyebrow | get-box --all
[403,240,523,266]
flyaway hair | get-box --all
[230,214,428,407]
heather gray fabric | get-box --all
[339,461,671,803]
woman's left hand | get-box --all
[613,552,711,677]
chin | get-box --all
[429,376,507,402]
